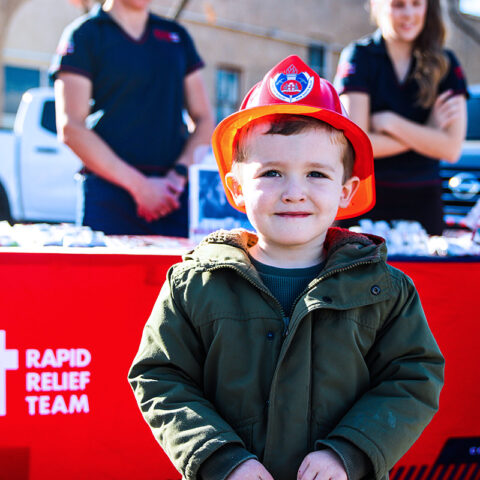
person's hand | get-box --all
[165,168,187,194]
[428,90,463,130]
[132,176,183,222]
[226,459,274,480]
[371,110,397,134]
[297,450,347,480]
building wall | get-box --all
[5,0,80,69]
[443,5,480,84]
[154,0,373,103]
[2,0,479,126]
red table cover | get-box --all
[0,252,478,480]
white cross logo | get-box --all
[0,330,19,416]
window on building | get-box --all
[308,45,326,78]
[216,68,240,124]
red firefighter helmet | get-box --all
[211,55,375,220]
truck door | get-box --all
[17,91,82,222]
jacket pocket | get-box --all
[310,418,336,450]
[234,421,253,452]
[231,415,266,456]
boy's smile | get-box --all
[226,125,359,267]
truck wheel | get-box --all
[0,184,13,223]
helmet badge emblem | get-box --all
[269,64,314,103]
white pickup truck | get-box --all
[0,87,81,223]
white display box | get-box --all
[189,164,254,242]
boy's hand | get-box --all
[297,450,347,480]
[226,459,274,480]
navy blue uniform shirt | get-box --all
[50,4,203,173]
[334,29,468,185]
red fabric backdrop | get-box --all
[0,252,478,480]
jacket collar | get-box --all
[185,227,386,273]
[184,229,256,272]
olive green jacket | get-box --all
[128,228,444,480]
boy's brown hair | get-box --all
[233,114,355,183]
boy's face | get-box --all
[226,124,359,261]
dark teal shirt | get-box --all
[249,256,324,318]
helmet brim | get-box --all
[212,103,375,220]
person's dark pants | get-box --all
[340,182,445,235]
[82,174,189,237]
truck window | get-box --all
[41,100,57,135]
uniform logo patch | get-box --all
[269,64,314,103]
[153,29,181,43]
[56,39,74,56]
[336,62,356,79]
[454,65,465,80]
[169,32,180,43]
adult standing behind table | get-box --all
[334,0,468,234]
[50,0,214,236]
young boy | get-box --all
[128,56,444,480]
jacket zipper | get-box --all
[273,258,376,373]
[209,259,376,340]
[263,258,376,464]
[285,259,375,335]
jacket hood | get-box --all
[184,227,386,273]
